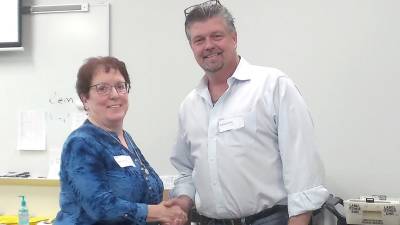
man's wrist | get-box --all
[177,195,194,212]
[288,211,312,225]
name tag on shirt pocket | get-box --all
[114,155,135,168]
[218,117,245,132]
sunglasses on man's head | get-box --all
[184,0,221,17]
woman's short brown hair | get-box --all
[76,56,131,100]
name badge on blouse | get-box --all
[218,117,245,132]
[114,155,135,168]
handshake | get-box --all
[148,195,193,225]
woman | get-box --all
[54,56,186,225]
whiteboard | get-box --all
[0,2,109,176]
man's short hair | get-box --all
[184,1,236,41]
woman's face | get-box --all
[82,68,129,130]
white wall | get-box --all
[110,0,400,199]
[1,0,399,220]
[226,1,400,200]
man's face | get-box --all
[188,16,237,74]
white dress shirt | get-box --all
[170,57,329,218]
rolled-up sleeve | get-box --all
[274,76,329,217]
[288,185,329,216]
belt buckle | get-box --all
[228,219,244,225]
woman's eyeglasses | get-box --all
[184,0,221,17]
[89,82,130,96]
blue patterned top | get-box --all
[54,120,164,225]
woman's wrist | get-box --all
[147,204,164,222]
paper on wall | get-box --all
[17,110,46,151]
[160,175,179,190]
[70,111,87,131]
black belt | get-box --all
[199,205,288,225]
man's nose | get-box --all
[204,38,215,50]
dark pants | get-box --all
[198,207,289,225]
[252,211,288,225]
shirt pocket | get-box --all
[217,111,257,147]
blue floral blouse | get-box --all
[54,120,164,225]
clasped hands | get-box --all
[158,195,193,225]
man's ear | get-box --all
[232,31,238,49]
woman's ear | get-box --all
[80,95,87,103]
[79,95,89,111]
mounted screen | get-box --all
[0,0,22,48]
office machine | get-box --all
[344,195,400,225]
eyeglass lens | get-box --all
[93,82,129,95]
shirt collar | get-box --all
[230,56,252,81]
[195,75,210,102]
[195,56,252,96]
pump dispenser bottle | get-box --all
[18,195,29,225]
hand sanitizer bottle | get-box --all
[18,195,29,225]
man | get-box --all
[166,1,329,225]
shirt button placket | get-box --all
[208,105,221,210]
